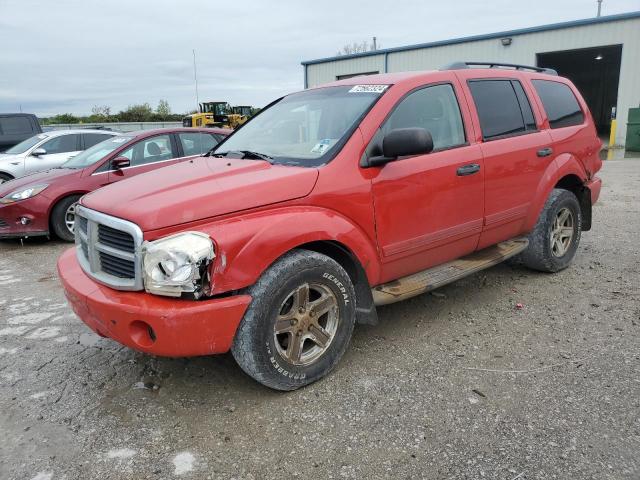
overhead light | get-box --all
[501,37,512,46]
[595,54,603,60]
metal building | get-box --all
[301,11,640,146]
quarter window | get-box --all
[469,80,537,140]
[384,84,466,150]
[532,80,584,129]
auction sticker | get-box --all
[348,85,389,93]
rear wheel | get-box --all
[520,188,582,272]
[51,195,82,242]
[231,250,356,391]
[0,173,13,184]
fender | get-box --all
[523,152,588,232]
[197,206,381,294]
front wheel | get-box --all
[231,250,356,391]
[51,195,82,242]
[520,188,582,273]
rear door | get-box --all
[107,133,180,184]
[462,76,554,248]
[24,133,82,174]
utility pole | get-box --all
[372,36,377,51]
[597,0,603,17]
[192,49,200,111]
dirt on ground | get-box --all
[0,159,638,480]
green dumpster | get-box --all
[626,108,640,152]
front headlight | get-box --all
[0,184,48,204]
[142,232,215,298]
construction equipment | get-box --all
[182,102,249,129]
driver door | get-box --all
[24,134,81,174]
[370,82,485,280]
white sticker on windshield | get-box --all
[348,85,389,94]
[311,139,333,154]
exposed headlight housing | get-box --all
[142,232,215,298]
[0,184,48,204]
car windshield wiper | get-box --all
[210,150,274,163]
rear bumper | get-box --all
[587,176,602,205]
[57,248,251,357]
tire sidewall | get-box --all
[52,195,81,242]
[542,191,582,271]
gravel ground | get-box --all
[1,159,639,480]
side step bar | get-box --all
[372,238,529,306]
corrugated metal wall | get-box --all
[305,18,640,145]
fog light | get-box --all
[129,320,156,348]
[19,217,30,225]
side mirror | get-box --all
[368,128,434,167]
[111,157,130,170]
[32,148,47,157]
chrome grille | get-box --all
[75,205,144,291]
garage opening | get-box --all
[537,44,622,135]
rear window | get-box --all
[532,80,584,129]
[468,80,535,140]
[83,133,114,149]
[0,116,33,135]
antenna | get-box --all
[192,49,200,110]
[597,0,603,17]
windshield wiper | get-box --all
[210,150,273,163]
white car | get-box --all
[0,129,120,183]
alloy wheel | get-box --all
[550,207,574,257]
[65,202,77,235]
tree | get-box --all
[156,99,171,118]
[117,103,154,122]
[337,39,381,56]
[49,113,78,124]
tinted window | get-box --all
[83,133,114,149]
[532,80,584,129]
[119,135,175,166]
[512,81,537,130]
[0,116,33,134]
[469,80,526,140]
[41,134,80,154]
[178,132,219,156]
[385,84,466,150]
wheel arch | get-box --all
[47,191,87,230]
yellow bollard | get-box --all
[607,118,617,161]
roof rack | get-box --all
[442,61,557,75]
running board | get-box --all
[372,238,529,306]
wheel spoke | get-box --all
[558,209,570,225]
[560,226,573,238]
[309,293,336,318]
[274,314,296,334]
[286,334,304,363]
[294,283,309,310]
[309,323,331,348]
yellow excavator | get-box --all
[182,102,249,129]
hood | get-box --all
[82,157,319,231]
[0,168,81,197]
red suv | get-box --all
[58,63,602,390]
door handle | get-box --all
[537,147,553,157]
[456,163,481,176]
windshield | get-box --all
[213,85,388,166]
[62,135,131,169]
[4,134,48,154]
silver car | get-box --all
[0,129,120,183]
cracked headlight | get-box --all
[0,184,48,204]
[142,232,215,298]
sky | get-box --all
[0,0,637,117]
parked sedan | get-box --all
[0,129,119,183]
[0,127,229,241]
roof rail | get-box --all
[441,61,558,75]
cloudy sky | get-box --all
[0,0,637,116]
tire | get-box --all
[231,249,356,391]
[50,195,82,242]
[520,188,582,273]
[0,173,13,184]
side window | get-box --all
[469,80,532,140]
[41,134,80,154]
[178,132,219,156]
[532,80,585,129]
[384,84,466,150]
[0,116,33,135]
[83,133,113,149]
[511,81,537,130]
[124,135,175,166]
